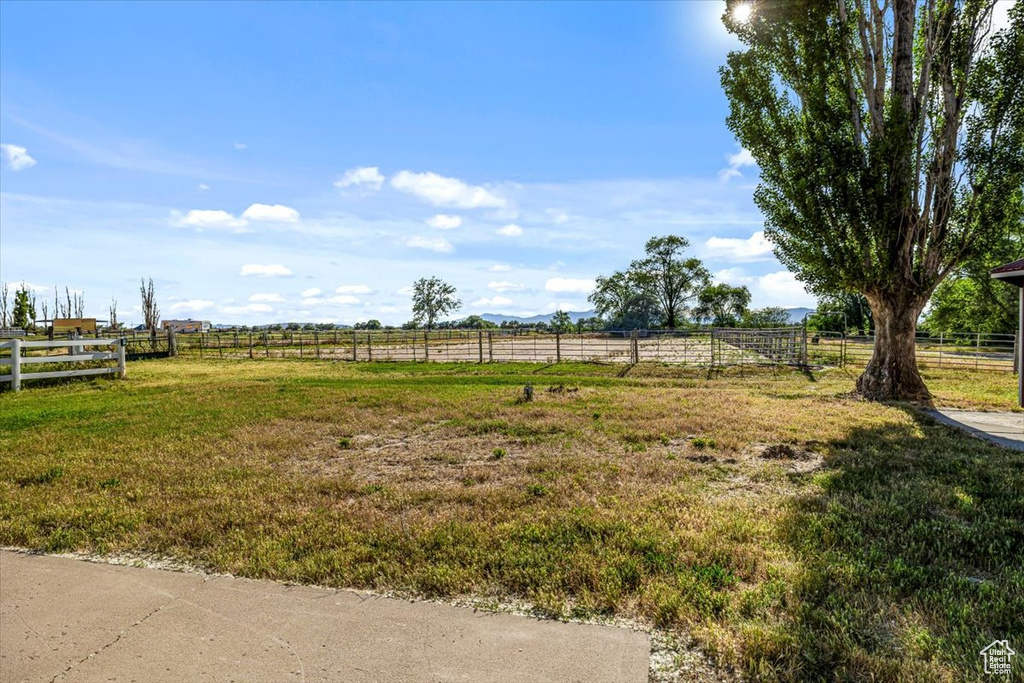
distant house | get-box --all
[52,318,97,334]
[162,319,211,334]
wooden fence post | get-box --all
[117,338,127,378]
[367,332,372,361]
[249,333,254,359]
[199,333,204,359]
[556,331,561,363]
[218,334,223,358]
[424,331,429,362]
[315,331,320,358]
[478,330,484,364]
[352,330,357,361]
[11,338,21,391]
[488,331,493,362]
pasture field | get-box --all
[1,359,1021,681]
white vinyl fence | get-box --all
[0,338,126,391]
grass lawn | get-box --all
[1,359,1021,681]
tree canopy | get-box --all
[411,277,461,330]
[693,283,752,327]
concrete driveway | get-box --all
[926,409,1024,451]
[0,550,649,682]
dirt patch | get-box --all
[751,442,824,474]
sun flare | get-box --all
[732,2,753,23]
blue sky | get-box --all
[1,0,817,326]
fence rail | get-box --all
[149,327,1017,372]
[0,338,126,391]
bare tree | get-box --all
[40,299,49,328]
[109,298,119,330]
[73,291,85,318]
[65,286,72,319]
[140,277,160,334]
[28,289,37,329]
[0,282,9,327]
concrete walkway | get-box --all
[927,409,1024,451]
[0,551,649,682]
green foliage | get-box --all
[629,235,710,329]
[549,310,573,333]
[923,216,1023,334]
[354,319,383,330]
[808,292,873,334]
[693,283,751,327]
[12,286,34,329]
[721,0,1023,299]
[589,235,709,329]
[588,270,661,329]
[923,277,1017,334]
[741,306,791,328]
[411,277,461,330]
[459,315,497,329]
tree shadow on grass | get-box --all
[757,409,1024,682]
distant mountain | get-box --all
[784,307,815,324]
[474,310,597,326]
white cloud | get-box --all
[471,296,515,308]
[426,214,462,230]
[496,224,523,237]
[404,235,454,253]
[169,299,216,312]
[240,264,292,277]
[545,277,595,294]
[175,209,249,232]
[197,183,210,191]
[544,208,571,224]
[335,166,385,191]
[487,281,525,292]
[487,264,513,272]
[704,230,773,261]
[757,270,813,306]
[301,287,322,297]
[1,144,37,171]
[718,146,757,181]
[335,285,373,294]
[248,293,286,303]
[241,203,300,222]
[220,303,272,315]
[544,302,579,313]
[234,142,247,150]
[391,170,507,208]
[712,267,755,285]
[397,286,415,296]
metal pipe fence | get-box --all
[144,327,1017,372]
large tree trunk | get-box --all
[856,294,931,402]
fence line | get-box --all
[150,327,1016,372]
[0,338,126,391]
[2,329,1012,389]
